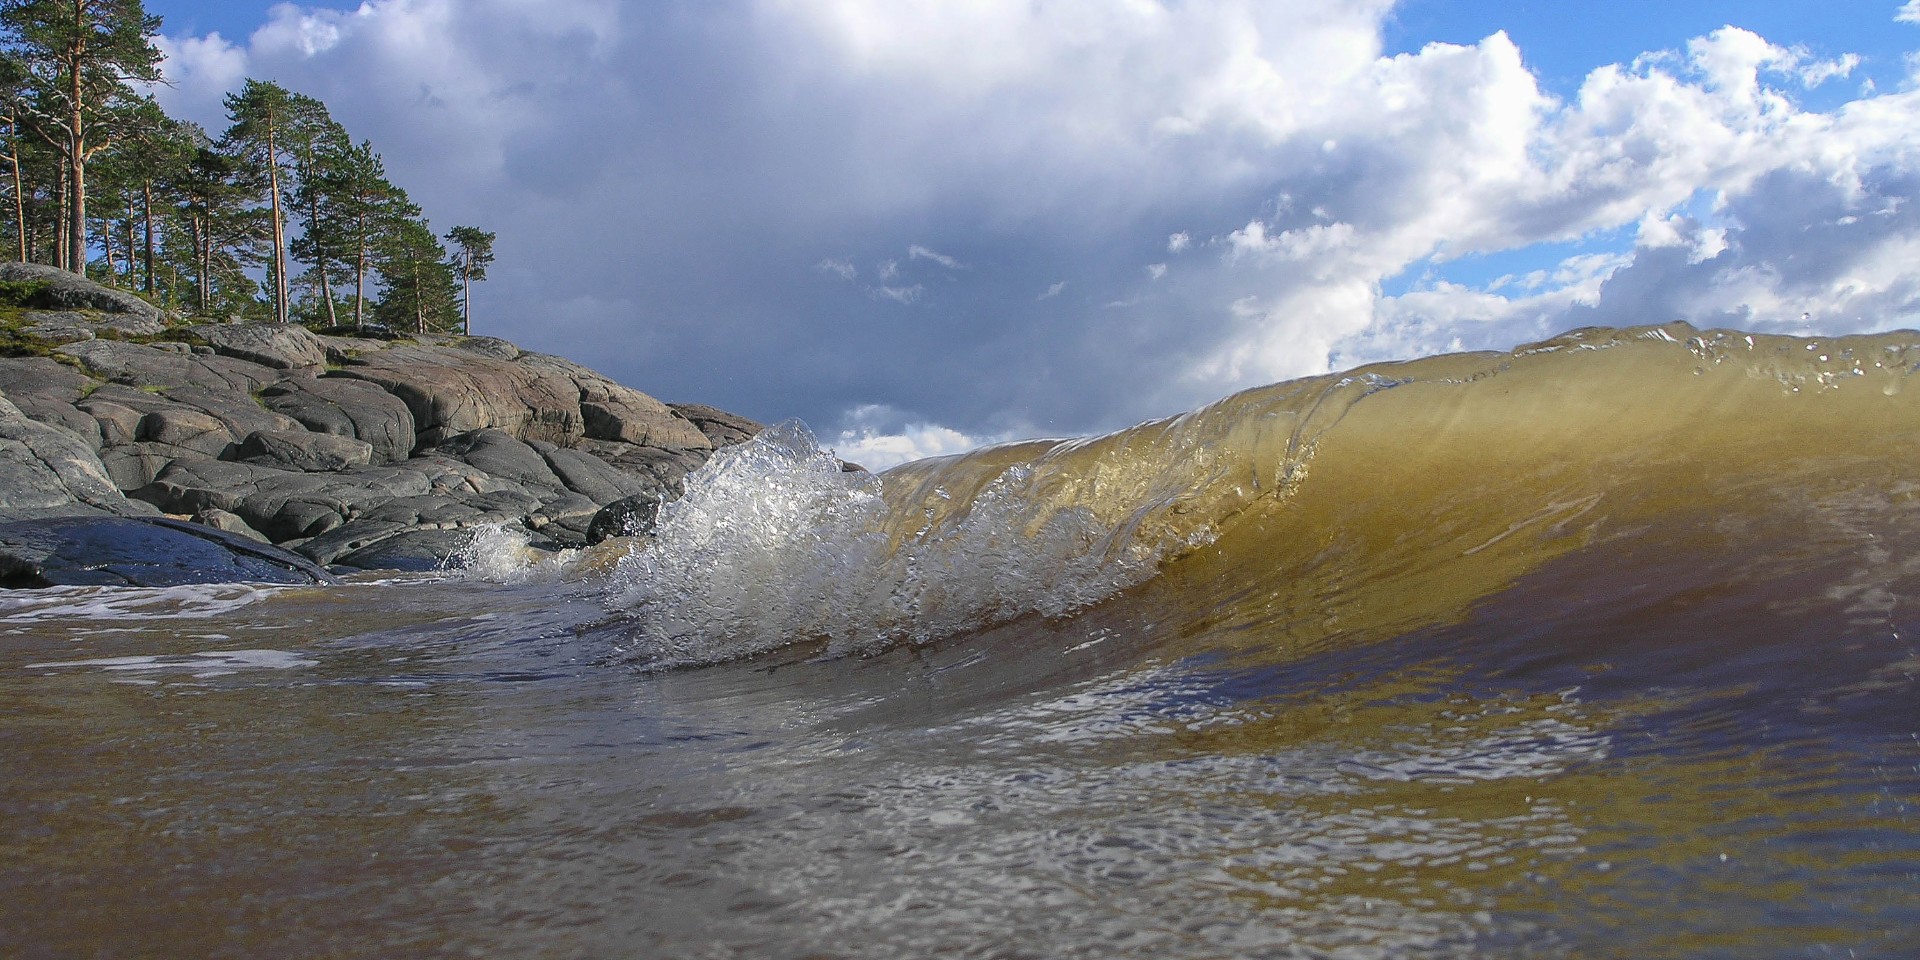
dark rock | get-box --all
[259,376,416,463]
[332,529,477,572]
[188,322,328,370]
[586,490,672,544]
[0,515,335,588]
[235,429,374,472]
[0,262,164,324]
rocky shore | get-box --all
[0,264,764,588]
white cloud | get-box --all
[908,244,965,269]
[872,284,924,304]
[151,1,1920,444]
[1899,1,1920,25]
[828,405,1005,470]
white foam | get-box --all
[0,583,291,623]
[26,649,319,678]
[606,422,1164,668]
[445,524,582,583]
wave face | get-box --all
[603,322,1920,669]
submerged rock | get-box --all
[0,516,336,588]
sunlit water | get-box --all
[5,325,1920,958]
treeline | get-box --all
[0,0,494,334]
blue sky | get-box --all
[149,1,1920,466]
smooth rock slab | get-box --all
[0,516,336,588]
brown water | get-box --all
[5,324,1920,958]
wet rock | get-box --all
[0,515,335,588]
[586,489,674,544]
[331,528,477,572]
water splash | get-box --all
[446,524,581,583]
[605,422,1171,668]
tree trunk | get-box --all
[65,39,86,276]
[141,181,154,294]
[55,167,68,271]
[266,121,287,323]
[352,215,366,330]
[7,132,23,263]
[462,264,472,335]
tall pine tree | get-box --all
[0,0,162,274]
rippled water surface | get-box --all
[6,325,1920,957]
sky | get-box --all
[148,0,1920,467]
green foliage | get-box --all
[0,275,50,307]
[0,9,498,335]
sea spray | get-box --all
[446,523,582,583]
[605,422,1174,667]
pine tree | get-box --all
[219,79,296,322]
[320,138,409,330]
[444,224,493,335]
[0,0,162,274]
[171,134,267,317]
[373,214,458,334]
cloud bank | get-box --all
[155,1,1920,468]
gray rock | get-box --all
[80,398,144,446]
[669,402,765,448]
[540,445,654,504]
[137,406,233,457]
[0,262,164,325]
[134,458,294,515]
[259,376,416,463]
[191,508,270,543]
[431,428,565,492]
[56,339,279,394]
[19,309,165,343]
[0,515,334,588]
[0,396,151,520]
[0,356,104,447]
[333,342,711,450]
[188,322,329,370]
[97,441,204,491]
[235,429,374,472]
